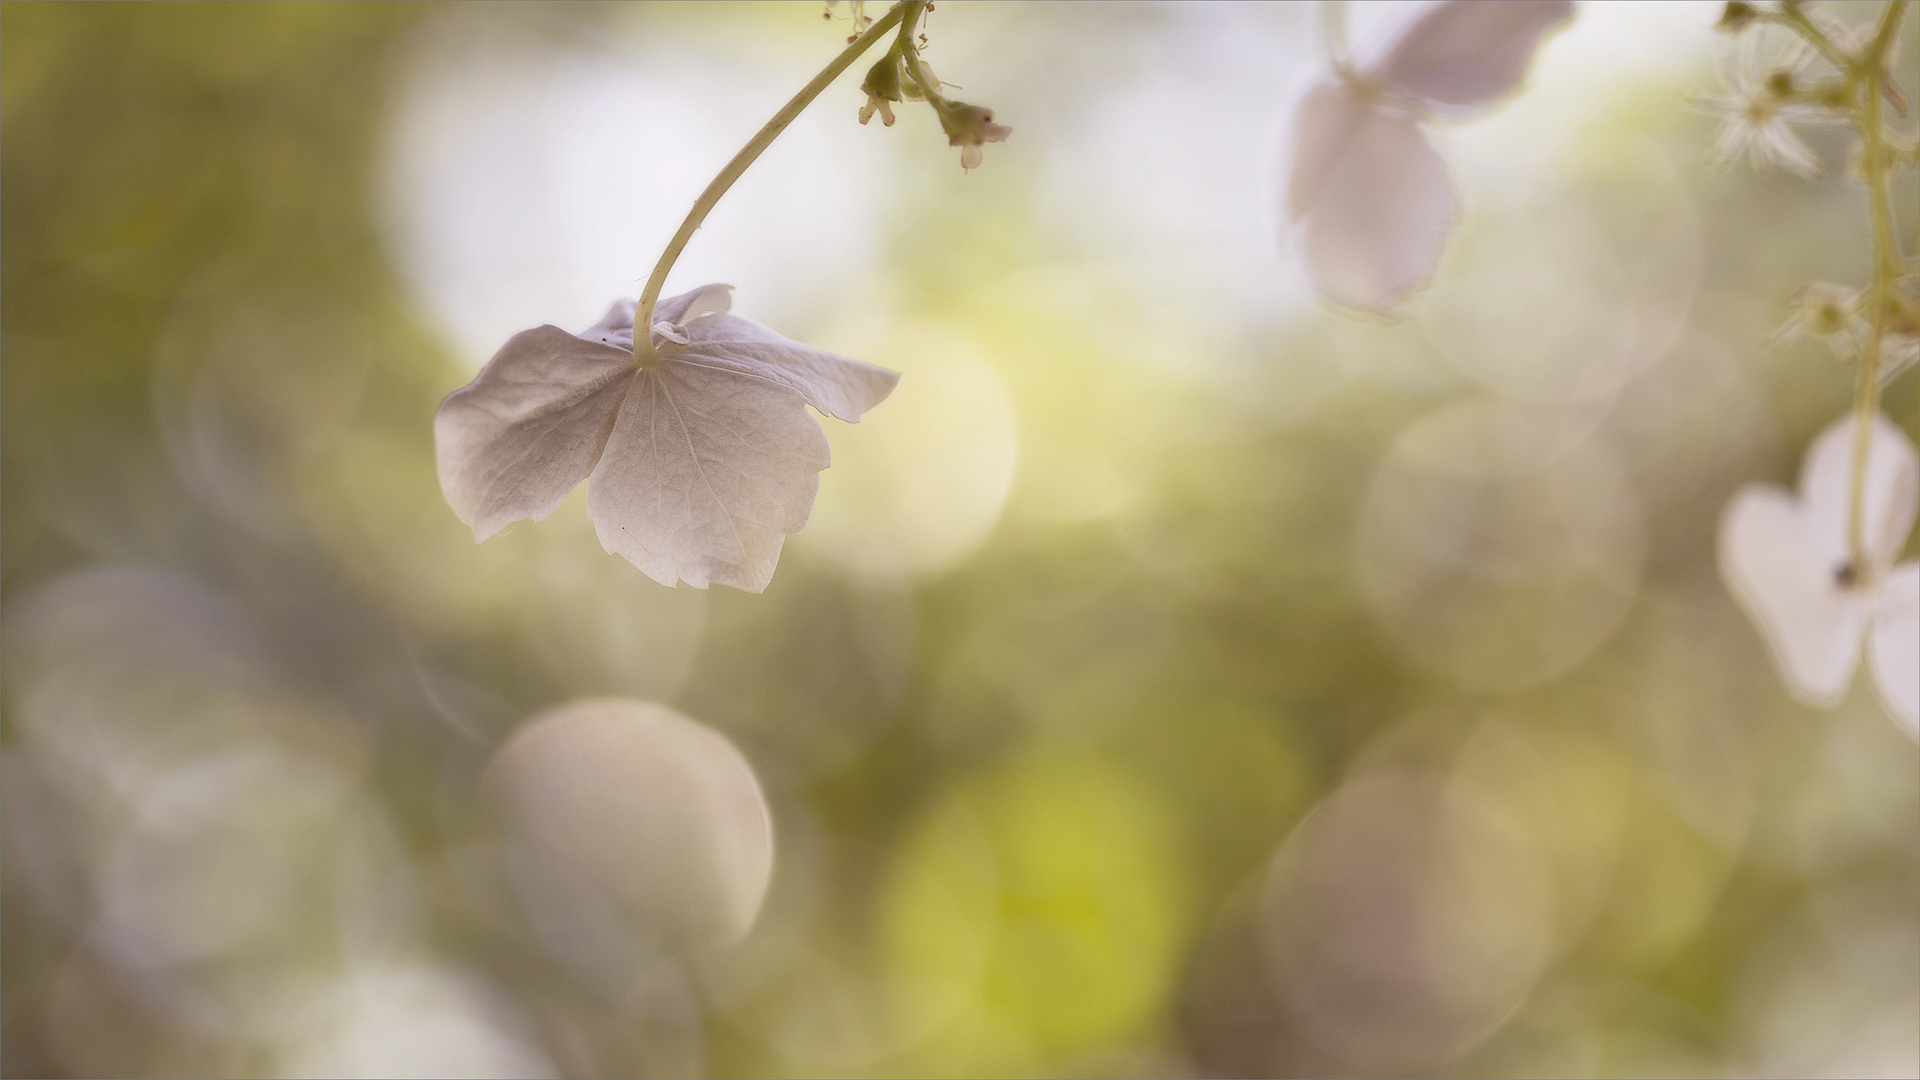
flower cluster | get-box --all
[1281,0,1573,315]
[433,1,1024,593]
[1705,2,1917,380]
[1709,0,1918,735]
[856,2,1011,171]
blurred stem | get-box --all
[895,1,948,108]
[1321,0,1353,79]
[632,1,918,367]
[1775,4,1851,70]
[1845,0,1908,578]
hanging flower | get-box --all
[1282,0,1574,314]
[434,285,900,592]
[1719,413,1919,734]
[935,100,1012,171]
[859,54,903,127]
[1770,282,1868,359]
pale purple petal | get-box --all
[1800,412,1920,573]
[585,360,830,592]
[435,327,635,541]
[653,283,734,327]
[1289,86,1455,314]
[1720,485,1868,706]
[1373,0,1574,112]
[1286,81,1364,226]
[680,315,900,423]
[579,299,637,352]
[578,286,735,354]
[1868,562,1918,735]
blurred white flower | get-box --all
[1719,413,1919,735]
[434,284,900,592]
[1696,40,1827,179]
[1770,282,1867,360]
[1283,0,1573,314]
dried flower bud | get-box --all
[935,101,1011,171]
[1717,2,1757,31]
[859,56,902,126]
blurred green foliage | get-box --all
[3,3,1917,1079]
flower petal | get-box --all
[682,314,901,423]
[1719,484,1867,706]
[1868,562,1918,735]
[578,299,637,352]
[586,359,831,592]
[653,283,734,327]
[1372,0,1574,112]
[435,327,635,541]
[1288,85,1455,314]
[1285,81,1362,226]
[1800,412,1920,573]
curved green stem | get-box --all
[1773,4,1852,71]
[632,0,917,366]
[894,1,947,108]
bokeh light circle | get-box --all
[483,698,773,999]
[1259,768,1556,1071]
[1357,398,1646,693]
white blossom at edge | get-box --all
[1719,412,1920,735]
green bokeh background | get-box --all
[3,3,1916,1078]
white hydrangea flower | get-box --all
[1719,413,1919,734]
[1283,0,1573,314]
[434,284,900,592]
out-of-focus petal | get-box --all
[1800,413,1920,573]
[585,359,831,591]
[681,316,901,423]
[1286,81,1365,226]
[1720,485,1868,706]
[1373,0,1574,112]
[434,328,635,541]
[1868,562,1919,735]
[1292,95,1454,314]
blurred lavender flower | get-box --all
[434,285,899,592]
[1719,413,1919,734]
[1282,0,1573,314]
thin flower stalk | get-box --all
[633,2,920,367]
[1728,0,1915,582]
